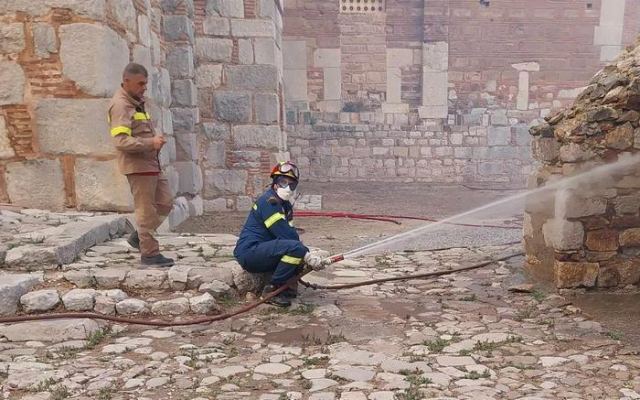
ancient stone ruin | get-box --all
[526,37,640,289]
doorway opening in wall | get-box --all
[340,0,385,13]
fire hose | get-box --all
[0,251,523,327]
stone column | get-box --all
[314,48,342,113]
[594,0,627,61]
[381,49,414,114]
[162,0,203,228]
[419,0,449,119]
[198,0,287,212]
[511,62,540,111]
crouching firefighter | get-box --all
[233,161,326,307]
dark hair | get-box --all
[123,63,148,78]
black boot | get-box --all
[282,281,298,299]
[141,253,174,268]
[262,284,291,307]
[127,231,140,250]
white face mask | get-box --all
[276,186,294,202]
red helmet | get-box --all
[270,161,299,181]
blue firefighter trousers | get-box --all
[239,239,309,285]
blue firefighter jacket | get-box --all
[233,189,300,264]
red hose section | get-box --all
[294,210,522,230]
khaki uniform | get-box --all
[108,87,173,257]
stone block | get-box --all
[542,218,584,251]
[167,46,195,78]
[231,19,275,38]
[512,62,540,72]
[255,93,279,124]
[324,68,341,100]
[163,15,194,43]
[606,122,634,150]
[172,79,198,107]
[487,126,511,146]
[554,189,606,219]
[151,298,189,315]
[0,273,43,315]
[226,65,278,90]
[314,48,341,68]
[175,132,198,161]
[75,159,133,212]
[124,270,167,290]
[284,69,308,101]
[108,0,136,33]
[62,289,96,311]
[204,169,247,196]
[585,229,619,252]
[20,289,60,313]
[138,14,151,46]
[60,24,128,97]
[0,318,99,342]
[254,38,277,65]
[116,298,149,315]
[175,161,203,195]
[204,198,229,212]
[204,141,226,168]
[160,0,195,14]
[0,116,15,160]
[614,195,640,214]
[203,16,230,35]
[283,41,307,70]
[151,32,161,64]
[554,261,599,288]
[189,293,218,314]
[172,107,199,133]
[213,91,251,123]
[132,45,152,71]
[0,23,25,54]
[0,61,25,106]
[196,65,223,89]
[422,42,448,71]
[620,228,640,247]
[233,125,281,150]
[202,121,231,141]
[418,105,448,119]
[33,23,57,58]
[35,98,112,155]
[532,138,560,162]
[238,39,254,64]
[0,0,106,18]
[422,71,448,108]
[196,38,233,62]
[6,160,65,210]
[206,0,244,18]
[614,259,640,286]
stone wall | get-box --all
[0,0,287,219]
[525,38,640,289]
[0,1,194,227]
[282,0,639,185]
[195,0,287,212]
[288,109,532,185]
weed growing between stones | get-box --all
[51,385,71,400]
[422,338,450,353]
[395,370,431,400]
[97,387,113,400]
[85,327,112,349]
[464,370,491,380]
[531,290,547,302]
[607,331,624,340]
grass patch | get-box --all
[85,327,111,350]
[460,294,477,302]
[218,293,240,307]
[97,388,113,400]
[607,331,624,341]
[514,307,535,321]
[51,385,71,400]
[531,289,546,302]
[325,332,346,345]
[464,370,491,380]
[394,370,431,400]
[422,338,451,353]
[303,357,328,367]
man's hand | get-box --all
[304,252,326,271]
[152,135,166,151]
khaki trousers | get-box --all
[126,174,173,257]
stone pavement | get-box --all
[1,209,640,399]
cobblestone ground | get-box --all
[2,224,640,399]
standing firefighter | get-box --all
[233,161,326,307]
[108,63,174,267]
